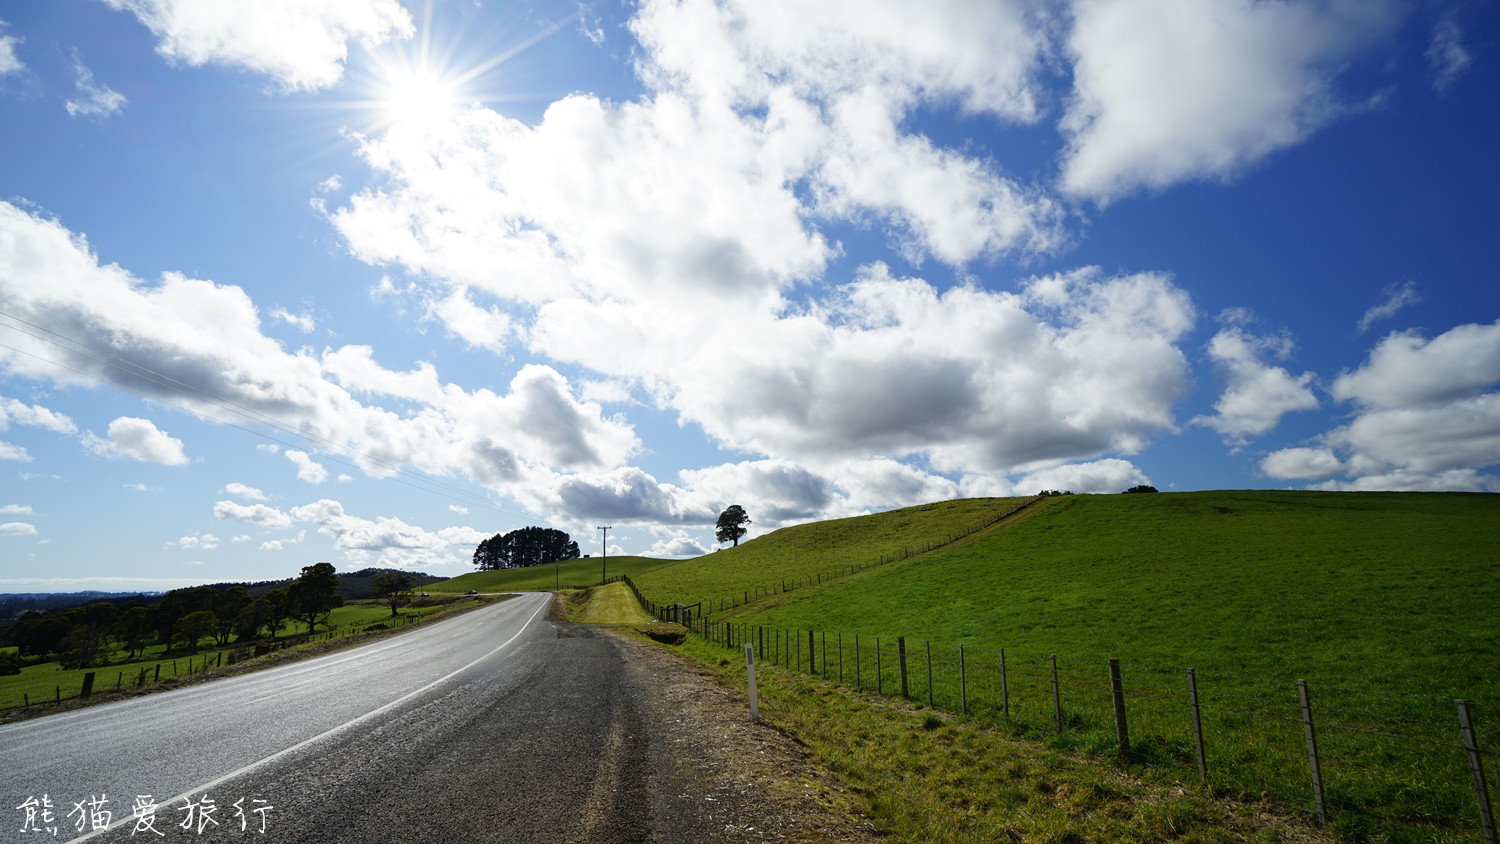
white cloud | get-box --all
[224,482,267,500]
[1332,323,1500,410]
[83,417,190,465]
[1059,0,1402,203]
[169,532,219,550]
[1194,327,1319,446]
[0,395,75,464]
[213,500,292,528]
[102,0,414,92]
[1262,322,1500,490]
[644,527,707,558]
[0,395,78,435]
[1426,12,1473,93]
[290,498,487,568]
[448,505,468,516]
[0,522,37,536]
[65,54,127,119]
[0,22,24,76]
[271,307,316,333]
[0,504,33,515]
[1357,280,1420,334]
[0,201,642,498]
[285,449,330,484]
[1258,447,1344,480]
[259,529,304,551]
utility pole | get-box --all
[597,526,611,584]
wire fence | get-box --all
[621,575,1498,843]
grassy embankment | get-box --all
[626,491,1500,842]
[438,555,682,593]
[0,596,480,713]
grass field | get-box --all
[624,491,1500,841]
[437,555,683,592]
[631,496,1038,610]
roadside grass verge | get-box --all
[438,555,683,593]
[634,629,1336,844]
[0,595,500,719]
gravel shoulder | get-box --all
[545,580,884,844]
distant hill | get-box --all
[195,567,446,601]
[0,567,444,623]
[0,591,156,625]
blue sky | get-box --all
[1,0,1496,592]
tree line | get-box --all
[0,563,347,674]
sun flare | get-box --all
[381,66,461,127]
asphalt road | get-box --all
[0,593,681,843]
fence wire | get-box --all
[624,575,1498,843]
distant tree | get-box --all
[113,605,154,659]
[372,572,416,617]
[15,614,70,658]
[172,610,218,653]
[150,586,216,647]
[473,527,580,570]
[213,586,250,645]
[232,599,270,642]
[715,505,751,547]
[0,651,21,676]
[57,602,117,669]
[288,562,343,635]
[1122,484,1159,493]
[262,589,290,639]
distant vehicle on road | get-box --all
[465,589,478,595]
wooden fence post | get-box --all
[1051,655,1062,732]
[81,672,95,699]
[745,644,759,723]
[1457,699,1497,844]
[1109,659,1129,763]
[1298,680,1328,825]
[926,641,934,707]
[898,637,909,699]
[1000,648,1009,719]
[1188,668,1207,778]
[960,644,967,715]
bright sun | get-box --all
[382,66,461,127]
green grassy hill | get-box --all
[724,490,1498,699]
[437,555,683,593]
[628,490,1500,840]
[632,496,1040,609]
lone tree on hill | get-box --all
[372,571,416,616]
[289,562,343,635]
[473,527,580,570]
[715,505,751,547]
[1123,484,1159,493]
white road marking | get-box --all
[69,594,552,842]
